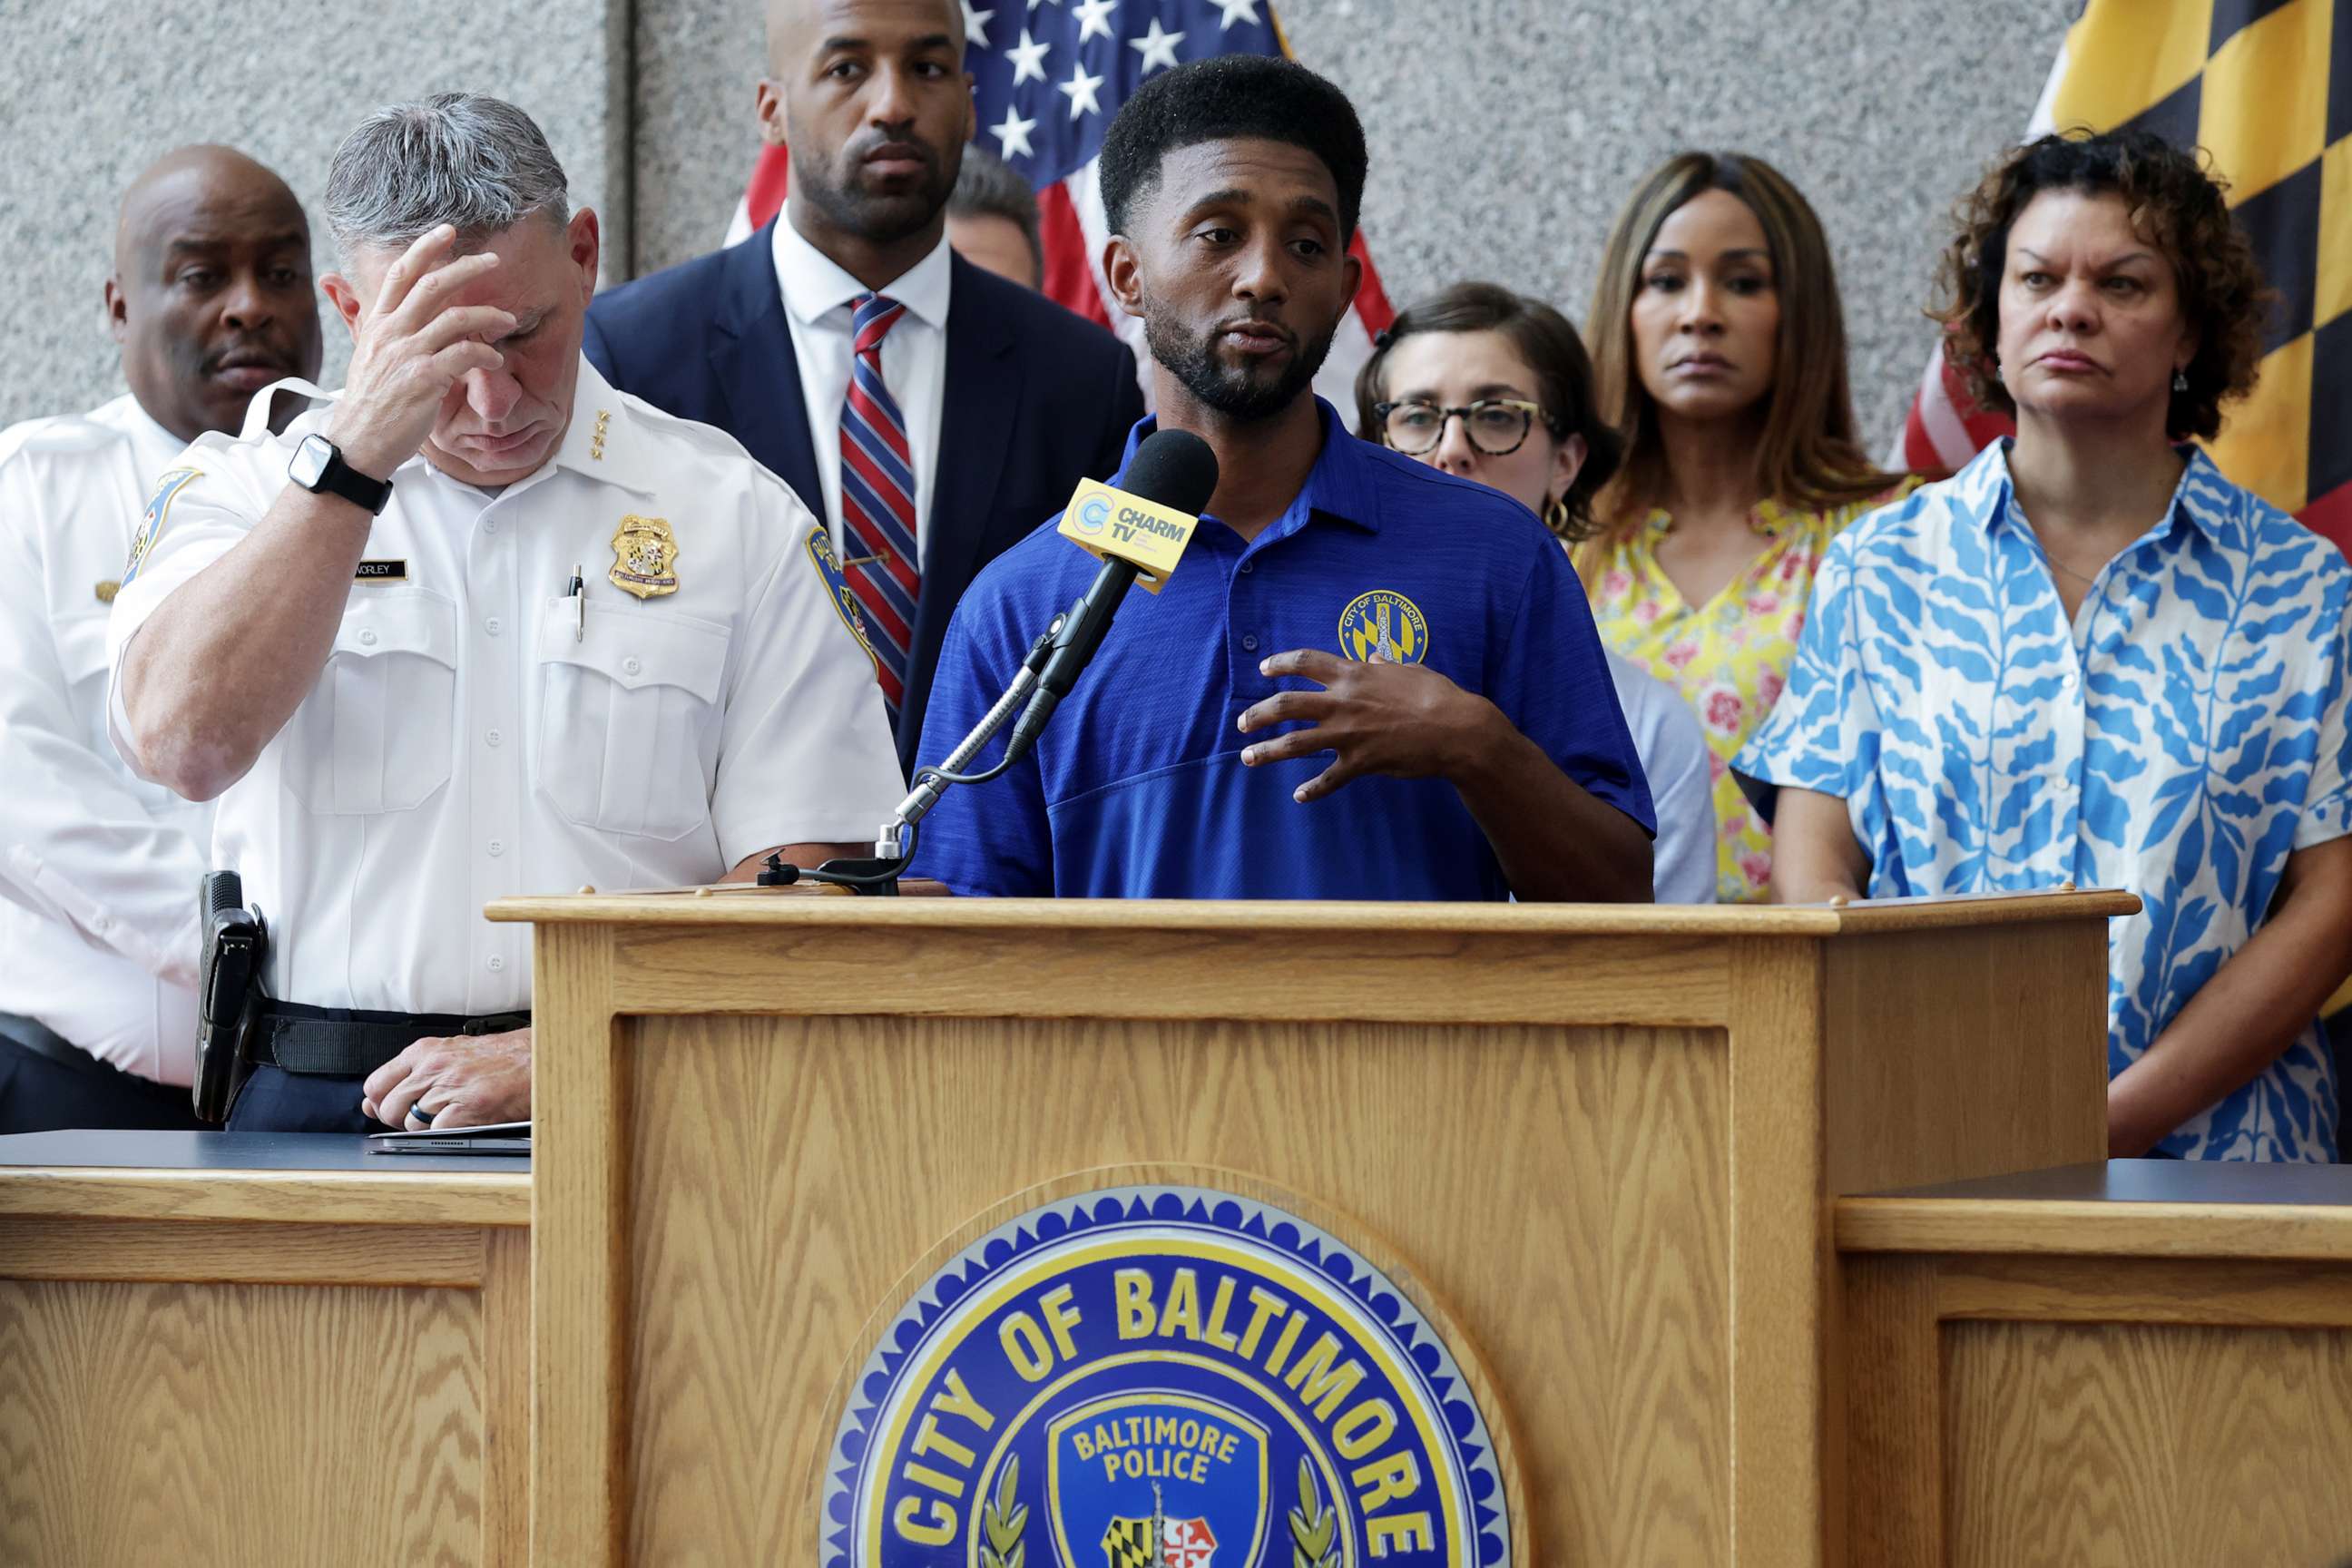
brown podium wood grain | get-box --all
[497,891,2127,1567]
[1838,1161,2352,1568]
[0,1162,530,1568]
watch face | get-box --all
[290,435,334,490]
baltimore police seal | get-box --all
[122,466,201,586]
[819,1183,1511,1567]
[806,523,882,666]
[1337,591,1429,665]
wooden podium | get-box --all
[492,891,2128,1567]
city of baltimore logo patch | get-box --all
[122,466,201,586]
[819,1185,1510,1567]
[806,523,881,667]
[1336,590,1428,665]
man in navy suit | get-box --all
[585,0,1143,773]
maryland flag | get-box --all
[1102,1515,1156,1568]
[1897,1,2352,555]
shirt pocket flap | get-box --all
[333,589,459,666]
[536,604,730,701]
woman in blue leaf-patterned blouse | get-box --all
[1739,129,2352,1161]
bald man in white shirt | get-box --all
[0,144,320,1131]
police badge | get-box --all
[609,514,681,599]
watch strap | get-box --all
[294,437,394,515]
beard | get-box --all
[1143,303,1338,423]
[794,132,956,246]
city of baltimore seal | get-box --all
[818,1183,1512,1566]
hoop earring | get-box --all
[1544,495,1573,537]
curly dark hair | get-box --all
[1353,282,1624,542]
[1097,54,1367,240]
[1930,127,2270,440]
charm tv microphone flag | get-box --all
[722,0,1396,428]
[1894,0,2352,555]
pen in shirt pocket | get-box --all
[567,564,585,642]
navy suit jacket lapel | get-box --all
[925,255,1018,609]
[710,220,824,513]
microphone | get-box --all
[1001,429,1220,760]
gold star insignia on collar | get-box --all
[590,407,611,462]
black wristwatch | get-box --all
[288,435,394,515]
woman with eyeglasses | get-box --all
[1578,152,1915,901]
[1356,281,1718,903]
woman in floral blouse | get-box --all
[1578,152,1913,900]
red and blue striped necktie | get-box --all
[838,292,921,719]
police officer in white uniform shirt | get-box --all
[0,145,321,1132]
[108,95,904,1133]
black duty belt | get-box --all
[0,1012,98,1072]
[250,1000,532,1078]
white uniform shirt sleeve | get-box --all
[1608,652,1719,905]
[707,472,907,863]
[103,433,278,780]
[0,451,209,981]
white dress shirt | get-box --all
[1607,651,1718,905]
[0,395,212,1083]
[106,357,906,1015]
[772,216,952,554]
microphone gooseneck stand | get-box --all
[757,426,1221,897]
[756,625,1061,896]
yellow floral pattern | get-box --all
[1586,482,1917,901]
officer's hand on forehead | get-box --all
[317,225,514,482]
[324,208,600,489]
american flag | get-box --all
[1895,0,2352,556]
[723,0,1396,428]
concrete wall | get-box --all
[6,0,2073,447]
[0,0,626,430]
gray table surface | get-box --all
[0,1128,528,1175]
[1871,1158,2352,1207]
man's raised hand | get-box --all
[323,224,514,479]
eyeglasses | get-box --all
[1375,398,1549,456]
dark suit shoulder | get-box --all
[956,263,1133,372]
[585,243,740,338]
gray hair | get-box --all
[949,144,1043,278]
[324,93,570,260]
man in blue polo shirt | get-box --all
[911,55,1653,900]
